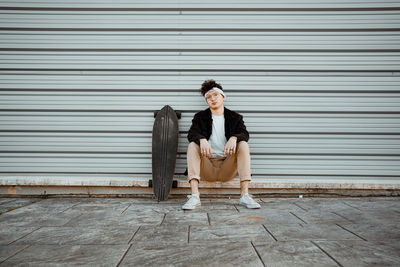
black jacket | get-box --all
[187,107,249,145]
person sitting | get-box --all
[182,79,261,210]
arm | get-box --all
[187,114,214,157]
[231,114,249,143]
[187,113,206,145]
[224,114,248,156]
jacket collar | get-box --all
[205,106,230,118]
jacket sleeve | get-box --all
[187,113,206,145]
[232,114,249,143]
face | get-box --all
[205,90,224,109]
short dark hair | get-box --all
[200,79,223,96]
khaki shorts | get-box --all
[186,141,252,183]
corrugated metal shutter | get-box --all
[1,0,399,187]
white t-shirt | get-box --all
[209,114,226,157]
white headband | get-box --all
[204,87,226,99]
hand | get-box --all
[223,137,237,157]
[200,139,213,158]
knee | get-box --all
[187,142,200,153]
[237,141,250,153]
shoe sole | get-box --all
[182,203,201,210]
[239,202,261,209]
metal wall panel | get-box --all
[1,1,400,185]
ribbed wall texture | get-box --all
[0,0,399,184]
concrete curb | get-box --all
[1,176,399,197]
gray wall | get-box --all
[1,0,400,184]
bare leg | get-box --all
[240,180,249,197]
[190,178,200,196]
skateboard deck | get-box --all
[152,105,179,201]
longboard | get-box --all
[152,105,180,201]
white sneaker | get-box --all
[182,194,201,210]
[239,194,261,209]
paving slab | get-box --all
[207,208,306,226]
[77,197,136,204]
[289,209,355,224]
[131,225,188,244]
[336,221,400,241]
[233,206,311,225]
[263,222,364,242]
[238,200,304,214]
[63,209,164,227]
[25,197,82,207]
[12,226,139,245]
[253,240,339,267]
[259,197,399,225]
[0,209,82,228]
[128,197,172,204]
[0,198,16,205]
[162,210,209,226]
[285,198,355,211]
[357,209,399,221]
[0,244,31,263]
[314,240,400,266]
[0,198,42,214]
[0,226,39,245]
[283,198,361,212]
[169,197,242,209]
[207,210,269,225]
[260,197,310,210]
[66,202,130,214]
[120,242,264,266]
[331,208,399,226]
[1,244,128,266]
[123,202,182,214]
[189,224,275,243]
[342,197,400,212]
[1,198,79,217]
[186,203,238,212]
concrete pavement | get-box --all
[0,196,399,266]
